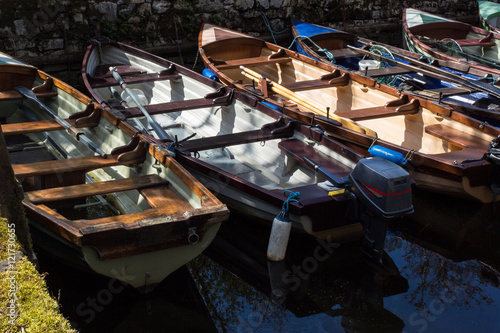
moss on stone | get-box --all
[0,218,75,333]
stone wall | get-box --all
[0,0,479,86]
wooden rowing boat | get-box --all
[198,23,500,203]
[402,7,500,76]
[290,18,500,124]
[478,0,500,33]
[0,52,229,292]
[82,37,414,262]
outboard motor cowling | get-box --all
[304,156,413,263]
[349,157,413,219]
[349,157,413,262]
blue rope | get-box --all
[261,13,288,44]
[288,35,336,64]
[418,56,432,64]
[282,190,300,211]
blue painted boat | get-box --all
[291,18,500,125]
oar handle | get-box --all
[109,66,172,142]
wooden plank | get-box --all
[89,72,182,88]
[0,89,57,101]
[335,98,420,121]
[455,39,495,47]
[415,86,477,98]
[364,66,414,77]
[1,118,97,136]
[216,56,291,70]
[13,155,125,178]
[25,174,169,204]
[281,73,349,91]
[278,138,351,178]
[180,120,294,152]
[140,185,193,213]
[93,64,146,78]
[424,124,488,149]
[328,48,362,60]
[120,97,229,117]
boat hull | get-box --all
[198,23,500,203]
[402,7,500,76]
[290,18,500,124]
[1,52,229,292]
[81,38,387,246]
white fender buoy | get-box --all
[267,191,300,261]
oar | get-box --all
[348,44,500,100]
[109,85,151,135]
[109,67,171,141]
[14,86,107,158]
[240,66,378,137]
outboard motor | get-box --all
[349,157,413,261]
[305,156,413,263]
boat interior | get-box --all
[86,44,357,195]
[0,63,220,258]
[201,41,496,159]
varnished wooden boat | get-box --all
[478,0,500,33]
[291,18,500,124]
[198,23,500,203]
[0,52,229,292]
[403,7,500,76]
[82,37,414,261]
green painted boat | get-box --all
[478,0,500,32]
[403,7,500,76]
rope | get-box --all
[261,13,288,44]
[368,45,399,85]
[288,35,336,63]
[282,190,300,212]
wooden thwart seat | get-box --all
[215,56,291,70]
[25,174,168,204]
[118,87,234,118]
[180,118,294,152]
[416,86,477,98]
[281,70,349,91]
[455,33,495,47]
[1,118,98,135]
[424,124,489,149]
[93,64,146,78]
[89,64,181,88]
[364,66,414,77]
[278,138,352,178]
[89,71,181,88]
[13,155,130,178]
[0,89,57,101]
[327,48,362,60]
[335,96,420,121]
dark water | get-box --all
[37,187,500,333]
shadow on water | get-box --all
[189,187,500,332]
[37,187,500,332]
[191,212,410,333]
[37,252,217,333]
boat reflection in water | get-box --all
[37,253,218,333]
[190,212,409,332]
